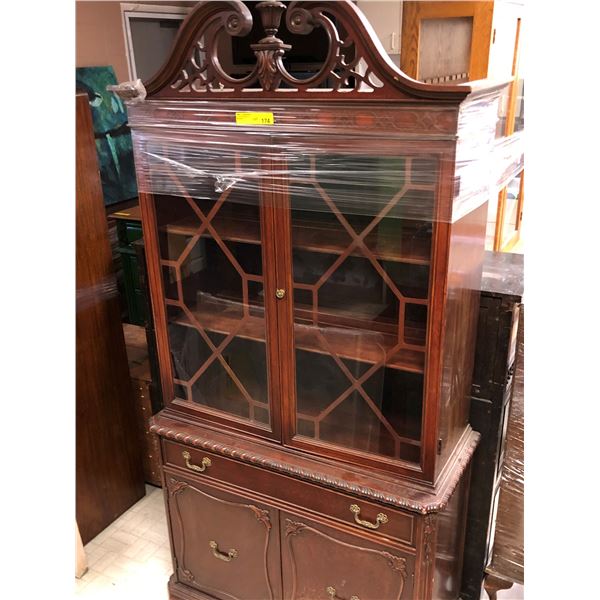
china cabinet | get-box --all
[114,2,508,598]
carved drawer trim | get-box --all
[151,420,480,514]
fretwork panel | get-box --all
[289,153,436,465]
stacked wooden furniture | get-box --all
[483,311,524,600]
[461,251,523,600]
[110,205,148,326]
[115,2,507,598]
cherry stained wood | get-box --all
[281,510,415,600]
[162,438,416,547]
[164,474,282,600]
[111,2,510,598]
[143,0,472,102]
[157,432,460,600]
[76,93,145,544]
[151,413,478,516]
[434,202,489,481]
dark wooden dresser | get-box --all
[111,2,509,598]
[461,251,523,600]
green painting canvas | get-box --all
[76,66,138,206]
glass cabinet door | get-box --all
[149,137,278,435]
[284,146,437,468]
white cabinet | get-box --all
[356,0,403,66]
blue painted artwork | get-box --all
[76,66,138,206]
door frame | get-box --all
[120,3,191,81]
[138,129,284,443]
[400,1,494,82]
[271,134,456,483]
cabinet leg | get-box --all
[483,573,514,600]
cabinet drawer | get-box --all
[163,440,415,547]
[281,510,415,600]
[164,471,282,600]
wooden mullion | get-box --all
[260,151,286,443]
[267,154,297,447]
[139,190,175,406]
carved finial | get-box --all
[251,1,291,90]
[256,1,288,42]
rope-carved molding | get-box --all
[140,0,471,101]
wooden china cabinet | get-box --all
[114,2,507,599]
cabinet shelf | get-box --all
[169,297,425,374]
[165,214,431,265]
[297,402,422,449]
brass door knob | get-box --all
[275,288,286,299]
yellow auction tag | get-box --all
[235,112,274,126]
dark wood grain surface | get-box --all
[76,93,145,544]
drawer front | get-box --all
[164,471,282,600]
[281,511,415,600]
[163,439,415,547]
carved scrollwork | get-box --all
[151,419,481,514]
[166,0,387,96]
[180,568,195,582]
[422,514,435,566]
[285,519,307,537]
[382,552,407,577]
[249,505,272,531]
[169,478,189,497]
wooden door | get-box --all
[281,511,415,600]
[273,134,453,481]
[76,93,145,544]
[164,473,282,600]
[138,130,283,441]
[401,1,494,83]
[492,11,524,252]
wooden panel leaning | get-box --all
[76,93,145,544]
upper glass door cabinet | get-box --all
[120,0,506,484]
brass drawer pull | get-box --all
[209,540,238,562]
[182,450,211,473]
[326,586,359,600]
[349,504,388,530]
[275,288,286,299]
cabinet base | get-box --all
[168,575,214,600]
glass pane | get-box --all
[155,148,271,429]
[129,17,183,82]
[290,152,433,465]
